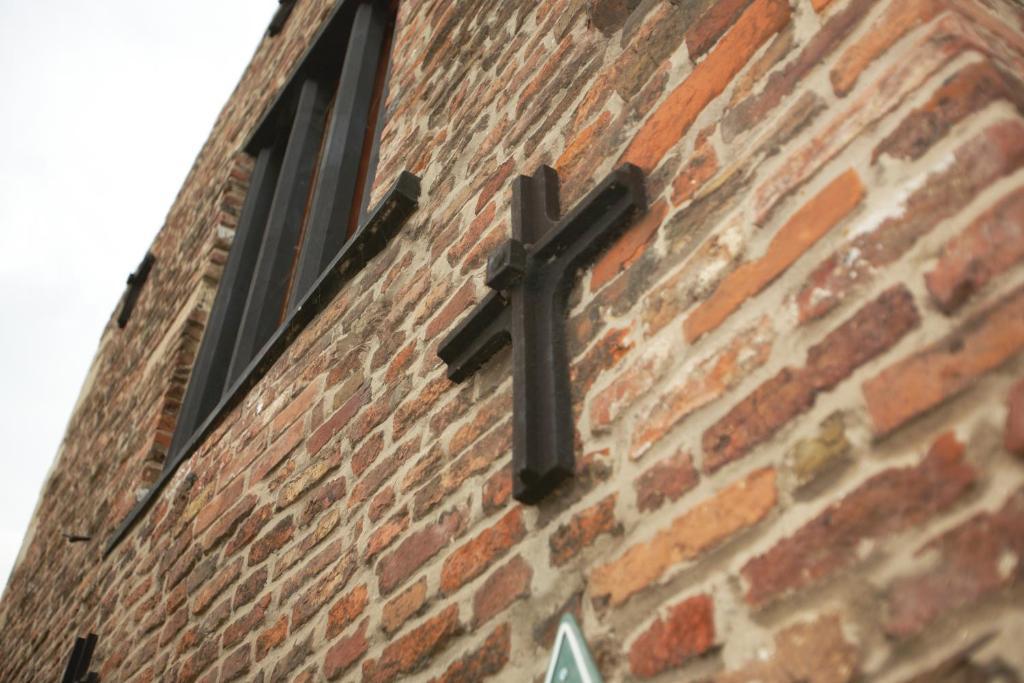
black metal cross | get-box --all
[60,633,100,683]
[438,164,646,503]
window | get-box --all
[107,0,419,551]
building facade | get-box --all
[3,0,1024,680]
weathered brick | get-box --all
[248,516,294,567]
[270,378,322,440]
[429,623,510,683]
[621,0,790,171]
[324,619,369,680]
[252,418,305,482]
[233,567,268,610]
[671,127,719,206]
[887,486,1024,637]
[788,413,850,487]
[365,509,410,562]
[440,508,525,594]
[362,605,463,683]
[299,476,346,528]
[326,583,368,639]
[549,495,621,567]
[256,615,289,663]
[368,485,396,522]
[351,436,420,508]
[195,477,244,537]
[482,465,513,516]
[635,451,699,513]
[202,493,257,552]
[687,0,754,57]
[192,558,242,616]
[223,594,271,650]
[382,577,428,635]
[307,384,370,456]
[1007,379,1024,456]
[629,594,715,679]
[291,553,356,631]
[874,61,1024,163]
[591,468,776,605]
[798,120,1024,323]
[220,644,250,683]
[472,555,532,627]
[925,187,1024,313]
[742,433,975,607]
[378,506,467,595]
[715,614,859,683]
[632,316,775,459]
[684,169,864,341]
[425,281,478,342]
[830,0,947,96]
[864,286,1024,436]
[590,200,667,292]
[176,639,218,683]
[705,286,919,471]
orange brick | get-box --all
[864,286,1024,436]
[590,200,668,292]
[590,468,776,606]
[629,594,715,678]
[549,495,621,567]
[382,577,427,635]
[685,169,863,342]
[1007,380,1024,456]
[440,508,525,595]
[830,0,947,96]
[362,605,462,683]
[621,0,790,171]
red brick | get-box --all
[429,624,510,683]
[327,583,368,639]
[830,0,947,97]
[219,644,250,682]
[202,493,257,552]
[394,376,452,441]
[798,119,1024,323]
[440,508,525,595]
[351,432,384,477]
[368,485,396,522]
[256,615,288,662]
[252,418,305,483]
[621,0,790,171]
[549,495,621,567]
[925,187,1024,313]
[277,447,342,510]
[590,199,667,292]
[811,0,834,10]
[686,0,754,57]
[705,286,919,471]
[248,516,294,566]
[365,509,410,561]
[382,577,428,635]
[176,639,217,683]
[223,594,271,650]
[307,384,370,456]
[715,614,859,683]
[350,436,420,508]
[425,281,478,341]
[232,566,267,610]
[362,605,463,683]
[324,620,369,680]
[722,0,867,141]
[629,594,715,679]
[300,476,347,528]
[378,506,467,595]
[570,326,635,405]
[591,468,776,606]
[864,286,1024,436]
[195,477,244,536]
[624,318,773,459]
[742,433,975,607]
[874,62,1024,163]
[482,465,513,516]
[191,558,242,615]
[270,378,322,440]
[556,111,614,200]
[635,451,699,513]
[685,169,864,341]
[885,487,1024,638]
[1007,379,1024,456]
[472,555,532,627]
[446,389,512,458]
[290,553,357,631]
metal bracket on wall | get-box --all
[60,633,100,683]
[438,164,646,503]
[117,252,155,329]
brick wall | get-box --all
[3,0,1024,680]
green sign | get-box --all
[543,614,604,683]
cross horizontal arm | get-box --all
[437,290,512,382]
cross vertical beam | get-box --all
[439,164,646,503]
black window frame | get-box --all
[107,0,419,554]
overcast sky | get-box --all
[0,1,273,588]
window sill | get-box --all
[105,170,420,556]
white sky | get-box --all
[0,1,272,588]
